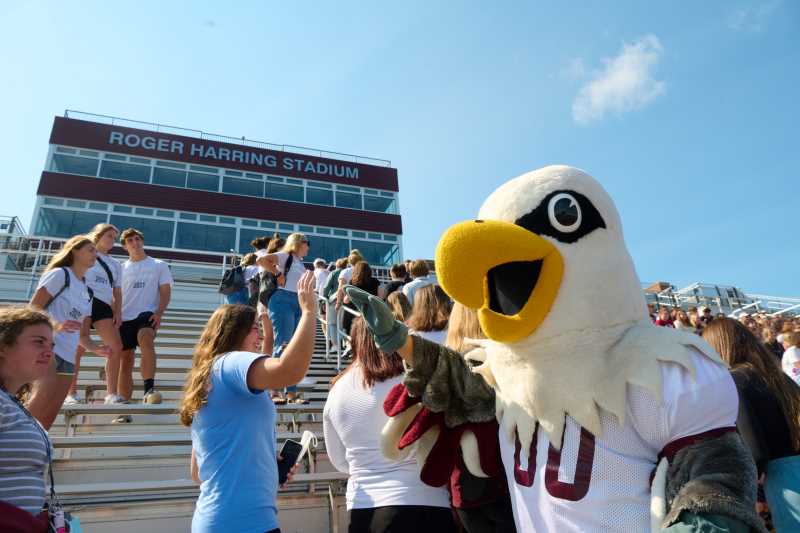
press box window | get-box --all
[110,215,175,248]
[51,154,99,177]
[223,177,264,198]
[36,208,108,238]
[153,167,187,188]
[306,188,333,206]
[335,191,362,210]
[266,182,303,202]
[187,172,219,192]
[176,222,235,253]
[99,160,151,184]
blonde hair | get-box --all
[0,306,53,399]
[281,233,307,255]
[240,253,257,267]
[87,223,120,245]
[45,235,93,272]
[348,249,363,266]
[446,303,485,353]
[180,305,257,426]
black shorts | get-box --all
[91,298,114,326]
[120,312,155,351]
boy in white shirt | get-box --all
[117,228,173,410]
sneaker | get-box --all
[111,415,132,424]
[103,394,126,405]
[143,389,163,404]
[63,394,80,406]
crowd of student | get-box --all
[2,226,799,532]
[0,223,173,531]
[651,303,800,385]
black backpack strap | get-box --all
[44,266,70,310]
[96,256,114,286]
[279,254,294,287]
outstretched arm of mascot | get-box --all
[345,286,495,425]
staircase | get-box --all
[49,307,350,533]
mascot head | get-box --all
[435,165,712,449]
[436,165,647,346]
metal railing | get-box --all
[316,292,364,371]
[64,110,392,167]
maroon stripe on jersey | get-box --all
[659,426,738,463]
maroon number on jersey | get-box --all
[513,425,596,501]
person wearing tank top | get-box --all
[256,233,310,403]
[27,235,111,429]
[65,224,126,406]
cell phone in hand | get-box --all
[277,439,303,485]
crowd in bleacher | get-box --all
[1,226,799,532]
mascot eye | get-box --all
[548,193,582,233]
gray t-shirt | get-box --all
[0,390,49,516]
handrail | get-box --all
[316,293,363,371]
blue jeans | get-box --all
[268,289,301,393]
[225,287,249,305]
[765,455,800,531]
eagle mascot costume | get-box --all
[345,165,764,533]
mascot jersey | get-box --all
[380,165,764,533]
[501,350,737,532]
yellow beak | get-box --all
[435,220,564,343]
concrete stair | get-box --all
[44,305,351,533]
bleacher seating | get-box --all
[46,306,350,533]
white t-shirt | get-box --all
[121,256,174,321]
[499,351,737,532]
[274,252,306,294]
[339,266,353,284]
[244,265,260,283]
[37,267,92,362]
[314,268,329,297]
[782,346,800,378]
[85,252,122,306]
[255,249,269,274]
[323,365,451,510]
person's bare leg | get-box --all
[138,328,157,381]
[118,349,135,401]
[94,319,123,397]
[67,346,84,397]
[27,364,73,430]
[260,313,274,355]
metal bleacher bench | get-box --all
[60,402,324,433]
[56,472,349,506]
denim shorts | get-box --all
[55,354,75,376]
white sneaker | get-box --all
[111,415,132,424]
[143,389,163,404]
[104,394,125,405]
[63,394,80,406]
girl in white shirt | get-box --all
[323,317,454,532]
[66,224,125,405]
[27,235,111,429]
[406,284,451,345]
[257,233,310,403]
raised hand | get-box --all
[344,286,408,353]
[296,271,317,315]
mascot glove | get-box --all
[344,286,408,353]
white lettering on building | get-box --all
[108,133,359,180]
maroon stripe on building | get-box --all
[38,172,403,235]
[50,117,399,191]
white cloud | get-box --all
[571,34,665,125]
[727,0,781,32]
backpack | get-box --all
[45,266,94,309]
[258,255,295,306]
[219,265,246,295]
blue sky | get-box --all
[0,1,797,296]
